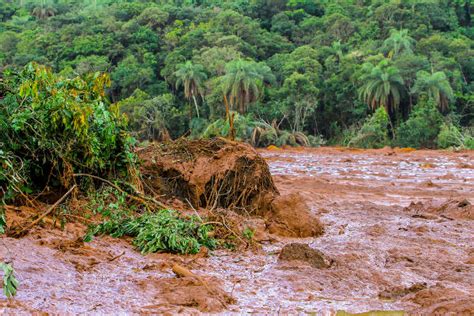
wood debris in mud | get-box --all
[165,263,235,312]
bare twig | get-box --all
[108,251,126,262]
[185,198,202,222]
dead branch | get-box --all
[13,184,77,237]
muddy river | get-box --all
[1,147,473,314]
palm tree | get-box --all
[382,29,415,58]
[174,61,207,118]
[411,71,454,111]
[331,41,344,62]
[32,0,56,20]
[220,59,274,114]
[358,59,405,115]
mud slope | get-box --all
[1,147,473,314]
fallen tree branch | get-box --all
[108,251,126,262]
[172,264,229,309]
[12,184,77,237]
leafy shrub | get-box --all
[465,138,474,149]
[307,134,326,147]
[0,63,135,199]
[437,123,463,148]
[348,107,390,148]
[396,99,443,148]
[336,123,361,147]
[0,263,18,298]
[437,124,474,149]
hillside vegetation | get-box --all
[0,0,473,148]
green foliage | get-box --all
[0,0,472,148]
[87,209,216,255]
[83,187,216,254]
[280,72,318,132]
[437,123,474,149]
[437,122,463,148]
[219,59,275,113]
[0,63,135,199]
[382,29,415,58]
[358,59,405,114]
[242,227,254,241]
[349,107,390,149]
[0,263,18,298]
[396,99,444,148]
[0,207,6,235]
[411,71,454,111]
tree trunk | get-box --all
[223,94,235,141]
[192,92,200,118]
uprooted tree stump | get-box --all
[139,138,324,238]
[139,138,278,213]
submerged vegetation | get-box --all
[0,0,472,149]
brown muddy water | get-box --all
[1,147,473,314]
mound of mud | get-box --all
[139,138,278,213]
[403,285,474,314]
[266,193,324,237]
[140,139,324,238]
[279,243,331,268]
[404,199,473,220]
[160,277,235,312]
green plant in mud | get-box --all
[0,262,18,298]
[242,227,255,241]
[84,190,216,254]
[0,205,18,298]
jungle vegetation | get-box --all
[0,0,473,149]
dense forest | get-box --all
[0,0,473,149]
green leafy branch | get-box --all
[0,263,18,299]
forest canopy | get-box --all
[0,0,473,149]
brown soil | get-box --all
[267,193,324,237]
[403,198,473,220]
[279,243,332,268]
[139,138,278,212]
[1,146,473,314]
[139,138,323,238]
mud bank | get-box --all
[1,147,473,314]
